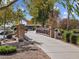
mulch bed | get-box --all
[0,42,51,59]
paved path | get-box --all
[25,31,79,59]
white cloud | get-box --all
[54,6,59,10]
[61,12,68,19]
[20,20,27,25]
[72,12,75,15]
[64,12,68,15]
[62,12,75,19]
[62,15,67,19]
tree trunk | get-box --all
[49,26,54,38]
[66,2,70,30]
[3,20,6,39]
[16,24,25,39]
[67,12,70,30]
[42,21,45,27]
[3,9,6,39]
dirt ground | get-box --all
[0,45,51,59]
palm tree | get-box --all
[59,0,76,30]
[48,8,60,37]
[14,9,25,38]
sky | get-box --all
[13,0,32,20]
[13,0,79,20]
[56,1,79,20]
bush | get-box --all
[71,35,78,45]
[0,46,17,55]
[61,30,64,34]
[61,29,79,45]
[62,30,72,42]
[72,29,79,34]
[62,31,68,41]
[66,32,71,43]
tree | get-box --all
[27,0,58,27]
[15,9,25,25]
[73,0,79,18]
[0,0,17,10]
[0,7,17,38]
[0,0,18,38]
[0,10,5,25]
[0,6,24,38]
[13,9,25,38]
[60,18,79,29]
[0,0,26,39]
[59,0,76,30]
[48,8,60,37]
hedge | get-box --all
[0,46,17,55]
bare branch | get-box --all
[0,0,18,10]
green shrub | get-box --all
[61,29,79,45]
[66,32,71,43]
[72,29,79,45]
[77,36,79,45]
[62,30,72,42]
[0,46,17,55]
[62,31,68,41]
[71,34,78,45]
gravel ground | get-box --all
[0,44,51,59]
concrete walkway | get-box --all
[25,31,79,59]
